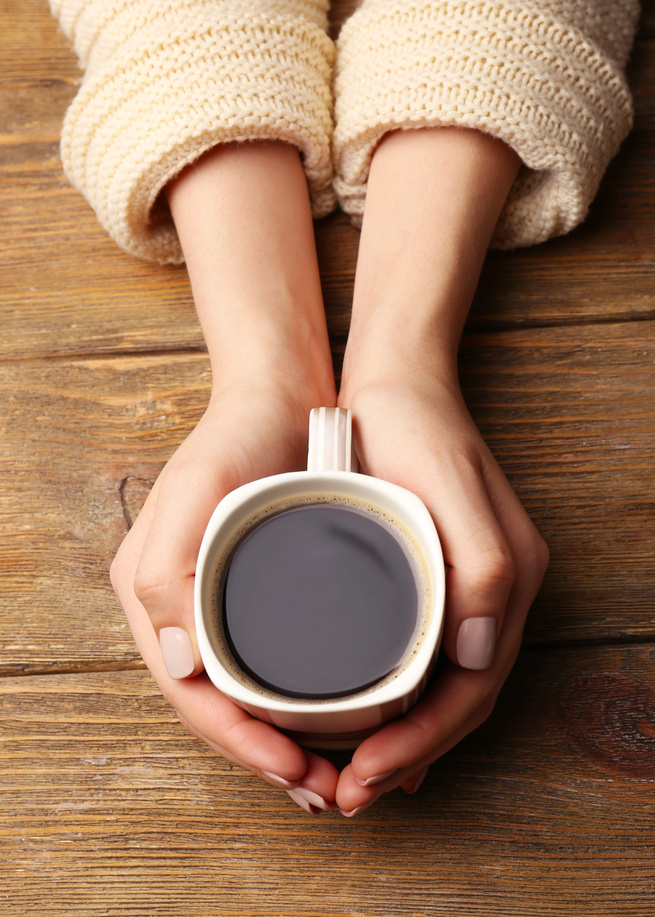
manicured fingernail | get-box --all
[355,768,397,787]
[159,627,195,679]
[404,765,429,795]
[291,787,333,810]
[340,794,381,818]
[262,771,299,790]
[287,788,327,815]
[456,616,496,670]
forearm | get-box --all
[341,127,520,392]
[166,141,336,405]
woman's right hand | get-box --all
[110,140,342,812]
[111,381,341,811]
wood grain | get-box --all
[1,644,654,917]
[460,322,655,639]
[0,352,212,674]
[2,3,655,914]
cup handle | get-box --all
[307,407,358,473]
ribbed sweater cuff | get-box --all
[333,0,635,248]
[58,6,335,262]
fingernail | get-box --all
[456,616,496,670]
[340,794,381,818]
[287,788,328,815]
[159,627,195,679]
[291,787,333,810]
[262,771,299,791]
[404,765,429,795]
[355,768,397,787]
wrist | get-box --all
[205,292,335,400]
[209,347,336,416]
[340,324,459,405]
[342,127,519,393]
[167,140,336,409]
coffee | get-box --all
[210,495,430,701]
[195,408,445,744]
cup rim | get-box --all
[194,470,445,717]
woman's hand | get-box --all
[111,140,341,811]
[333,126,547,815]
[111,383,340,808]
[334,377,548,815]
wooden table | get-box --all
[2,3,654,914]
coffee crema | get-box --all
[209,495,431,701]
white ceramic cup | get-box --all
[194,408,445,748]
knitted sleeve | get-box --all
[50,0,335,263]
[333,0,640,248]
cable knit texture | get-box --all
[50,0,335,262]
[334,0,639,248]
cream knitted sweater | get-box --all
[51,0,640,262]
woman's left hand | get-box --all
[334,378,549,816]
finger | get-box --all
[115,506,314,789]
[336,763,425,816]
[422,454,516,672]
[336,689,493,815]
[336,664,502,815]
[341,662,492,789]
[444,456,548,671]
[401,764,430,795]
[285,750,340,814]
[347,551,545,793]
[478,456,550,609]
[125,550,310,782]
[172,678,310,786]
[182,700,341,809]
[131,456,227,678]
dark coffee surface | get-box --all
[222,504,419,698]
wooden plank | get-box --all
[639,1,655,38]
[1,321,653,674]
[0,153,206,358]
[1,644,653,916]
[458,323,655,641]
[0,0,79,86]
[0,352,210,675]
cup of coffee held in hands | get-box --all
[194,408,445,748]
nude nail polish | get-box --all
[355,768,397,787]
[456,616,496,670]
[159,627,195,679]
[262,771,298,790]
[290,787,332,810]
[340,794,381,818]
[287,788,325,815]
[404,765,429,795]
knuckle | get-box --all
[470,548,516,597]
[521,527,550,583]
[534,533,550,577]
[133,563,171,614]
